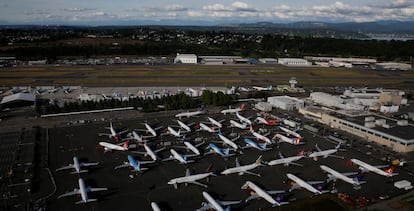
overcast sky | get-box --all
[1,0,414,25]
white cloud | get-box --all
[63,8,96,12]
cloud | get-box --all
[374,0,414,9]
[63,8,96,12]
[24,10,51,16]
[0,4,7,8]
[128,4,188,12]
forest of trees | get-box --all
[36,91,238,115]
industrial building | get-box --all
[299,106,414,153]
[375,62,412,71]
[254,102,272,112]
[0,93,36,108]
[267,95,304,111]
[304,56,377,64]
[199,55,243,65]
[277,58,312,66]
[174,53,197,64]
[259,58,278,64]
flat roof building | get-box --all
[268,95,304,111]
[277,58,312,66]
[174,53,197,64]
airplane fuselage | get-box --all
[244,138,267,151]
[268,156,303,166]
[236,113,252,125]
[320,165,358,186]
[350,159,394,177]
[169,172,213,185]
[99,142,127,151]
[184,142,201,155]
[202,192,225,211]
[177,120,191,132]
[208,117,223,128]
[230,120,248,129]
[78,179,89,203]
[287,173,322,194]
[218,134,238,150]
[221,163,260,175]
[242,181,279,206]
[308,149,337,158]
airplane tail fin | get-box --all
[294,138,301,145]
[298,149,305,156]
[385,166,396,175]
[205,164,213,173]
[335,143,342,149]
[249,125,254,133]
[255,155,263,164]
[223,148,230,155]
[123,141,129,149]
[240,103,246,111]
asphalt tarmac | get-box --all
[45,106,413,211]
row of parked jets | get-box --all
[56,104,398,209]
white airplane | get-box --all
[236,112,252,125]
[217,134,240,150]
[350,158,398,177]
[242,138,272,151]
[143,123,162,137]
[176,119,192,132]
[320,165,365,189]
[252,85,273,91]
[98,122,128,141]
[241,181,288,207]
[249,126,272,144]
[308,144,344,160]
[221,156,263,177]
[168,168,215,189]
[221,104,246,115]
[175,141,204,156]
[238,87,254,92]
[175,110,205,119]
[56,156,98,174]
[58,178,108,204]
[135,143,165,162]
[197,191,240,211]
[151,202,162,211]
[208,117,224,128]
[98,141,131,152]
[114,155,154,173]
[163,149,196,164]
[128,131,145,143]
[205,143,235,158]
[267,151,304,167]
[163,126,182,137]
[287,173,328,195]
[279,126,302,139]
[255,117,277,126]
[274,133,304,145]
[198,122,219,133]
[229,120,248,130]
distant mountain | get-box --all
[234,21,414,34]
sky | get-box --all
[0,0,414,25]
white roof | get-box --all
[1,93,35,105]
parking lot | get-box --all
[41,105,414,211]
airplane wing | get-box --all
[195,141,205,148]
[82,162,99,167]
[118,129,129,135]
[58,189,80,198]
[162,157,175,162]
[56,164,74,171]
[88,187,108,192]
[196,204,212,211]
[267,190,285,195]
[97,133,111,137]
[114,163,130,170]
[219,200,241,206]
[245,193,259,202]
[189,181,208,188]
[307,181,325,185]
[290,162,304,167]
[155,147,166,153]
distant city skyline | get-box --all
[0,0,413,25]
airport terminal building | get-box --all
[299,106,414,153]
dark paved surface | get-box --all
[41,106,414,211]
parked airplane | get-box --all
[98,122,128,141]
[207,117,224,128]
[229,120,248,130]
[151,202,162,211]
[138,123,162,137]
[320,165,365,189]
[58,178,108,204]
[56,156,98,174]
[198,122,219,133]
[350,158,398,177]
[221,104,246,115]
[238,87,254,92]
[175,141,204,156]
[114,155,154,173]
[98,141,131,152]
[221,156,263,177]
[255,117,277,126]
[236,112,252,125]
[287,173,328,195]
[168,168,216,189]
[274,133,304,145]
[308,144,344,160]
[279,126,302,139]
[217,134,240,150]
[175,110,205,119]
[267,151,304,167]
[163,149,196,164]
[176,119,192,132]
[252,85,273,91]
[162,126,182,137]
[135,143,165,161]
[197,191,240,211]
[128,131,145,143]
[249,126,272,144]
[242,138,272,151]
[241,181,288,207]
[205,143,235,158]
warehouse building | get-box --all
[299,106,414,153]
[267,95,304,111]
[0,93,36,108]
[277,58,312,66]
[174,53,197,64]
